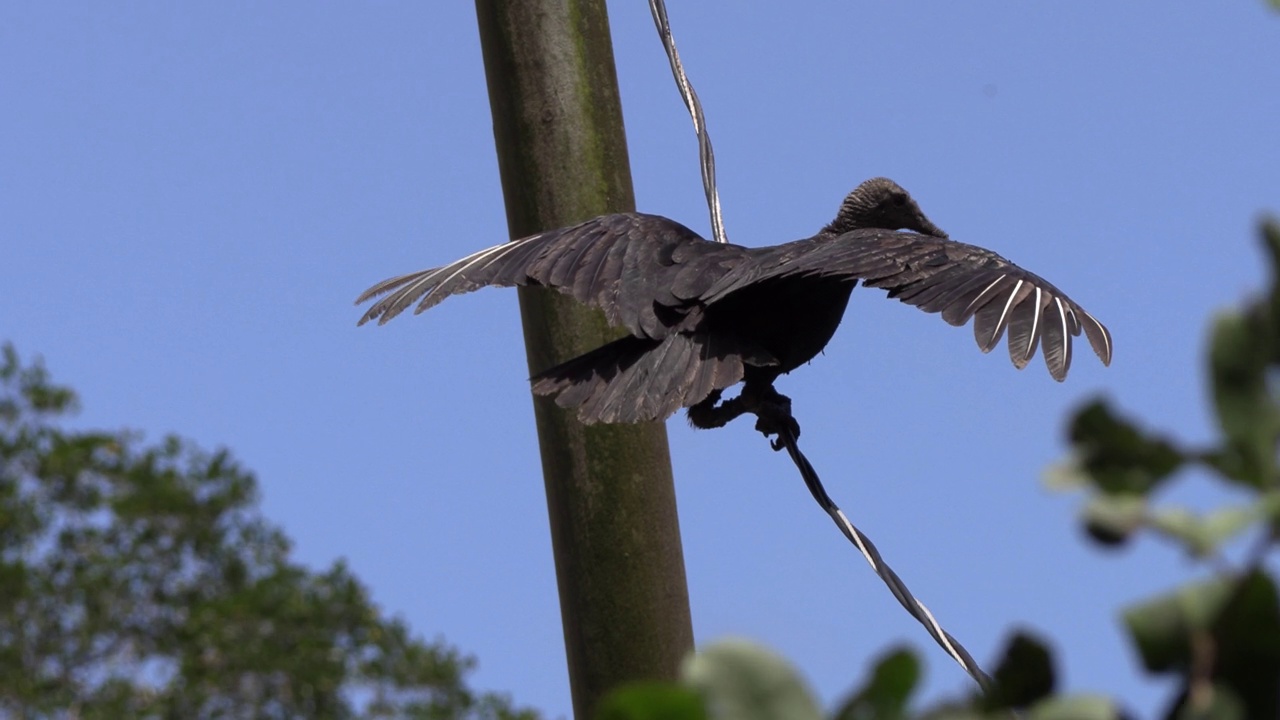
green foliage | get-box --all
[982,632,1055,711]
[0,346,538,720]
[1051,218,1280,719]
[832,648,919,720]
[597,636,1119,720]
[1122,571,1280,720]
[596,682,707,720]
[682,641,824,720]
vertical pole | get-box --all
[473,2,695,718]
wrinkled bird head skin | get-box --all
[825,177,949,239]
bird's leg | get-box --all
[686,389,748,430]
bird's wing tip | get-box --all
[354,286,386,305]
[1079,310,1113,367]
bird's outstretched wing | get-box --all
[712,229,1112,381]
[356,213,749,339]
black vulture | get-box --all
[357,177,1111,438]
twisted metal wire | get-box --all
[645,1,993,694]
[647,0,728,245]
[773,425,995,693]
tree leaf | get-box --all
[1123,577,1233,674]
[1205,572,1280,720]
[1146,503,1265,558]
[1207,309,1280,489]
[1027,694,1122,720]
[1148,507,1208,556]
[1082,494,1148,547]
[832,647,920,720]
[1042,456,1092,492]
[1067,400,1184,495]
[681,639,822,720]
[597,683,707,720]
[1199,504,1266,548]
[1263,218,1280,344]
[983,631,1056,711]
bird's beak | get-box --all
[920,217,948,239]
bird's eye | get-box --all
[891,194,907,207]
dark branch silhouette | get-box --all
[357,178,1112,439]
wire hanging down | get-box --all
[781,427,993,692]
[647,0,992,695]
[742,402,995,693]
[647,0,728,245]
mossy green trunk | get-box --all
[473,1,695,717]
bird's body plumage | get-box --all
[357,178,1111,427]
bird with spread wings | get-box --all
[357,177,1111,438]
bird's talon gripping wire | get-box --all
[752,399,800,451]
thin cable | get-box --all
[647,0,728,244]
[644,2,994,699]
[773,425,996,694]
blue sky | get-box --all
[3,2,1278,716]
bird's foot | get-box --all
[686,385,800,451]
[748,389,800,451]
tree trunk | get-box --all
[473,2,695,717]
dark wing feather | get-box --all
[530,331,746,424]
[356,213,752,337]
[711,229,1112,381]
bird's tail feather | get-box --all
[530,333,747,424]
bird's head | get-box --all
[824,177,949,238]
